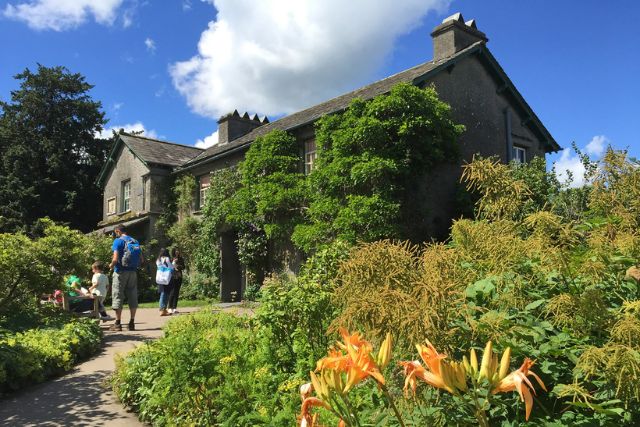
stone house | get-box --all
[96,13,561,301]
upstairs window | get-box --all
[121,180,131,212]
[107,197,116,216]
[512,146,526,164]
[142,176,148,211]
[199,174,211,209]
[304,139,317,174]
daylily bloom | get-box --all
[399,360,425,396]
[492,358,547,420]
[316,329,386,393]
[299,397,330,427]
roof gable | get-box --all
[96,133,203,187]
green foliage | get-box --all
[111,311,299,426]
[0,218,112,316]
[293,83,464,251]
[0,316,101,394]
[0,64,109,232]
[193,167,242,282]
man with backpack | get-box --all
[108,224,144,331]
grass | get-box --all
[109,299,216,309]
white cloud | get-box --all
[195,130,219,149]
[112,102,123,111]
[170,0,450,119]
[554,148,587,188]
[182,0,192,11]
[585,135,608,156]
[554,135,611,188]
[144,37,156,53]
[3,0,124,31]
[95,122,158,140]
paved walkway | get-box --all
[0,307,201,426]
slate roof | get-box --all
[119,133,203,167]
[180,40,559,171]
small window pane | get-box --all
[199,174,211,209]
[512,146,526,164]
[122,180,131,212]
[107,198,116,215]
[304,139,317,174]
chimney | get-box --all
[217,110,269,144]
[431,13,488,62]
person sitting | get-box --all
[64,275,96,314]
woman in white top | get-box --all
[155,248,173,316]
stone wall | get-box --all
[102,145,149,222]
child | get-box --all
[89,261,114,321]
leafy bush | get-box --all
[0,317,101,394]
[0,218,112,317]
[111,311,299,426]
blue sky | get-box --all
[1,1,638,183]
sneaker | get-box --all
[160,309,170,316]
[127,321,135,331]
[172,309,179,315]
[100,315,115,322]
[109,323,122,331]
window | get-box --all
[121,180,131,212]
[107,197,116,215]
[512,146,526,164]
[199,174,211,209]
[142,176,148,210]
[304,139,317,174]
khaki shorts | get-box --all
[112,270,138,310]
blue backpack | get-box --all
[121,236,142,269]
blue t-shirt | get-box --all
[112,236,138,272]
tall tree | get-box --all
[0,64,109,232]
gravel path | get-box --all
[0,307,201,426]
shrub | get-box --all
[0,317,101,394]
[111,311,299,426]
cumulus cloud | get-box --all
[554,135,611,188]
[144,37,156,53]
[195,130,219,149]
[3,0,124,31]
[95,122,158,140]
[585,135,608,156]
[170,0,450,119]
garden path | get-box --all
[0,305,247,426]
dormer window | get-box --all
[512,146,526,164]
[199,174,211,209]
[304,139,317,174]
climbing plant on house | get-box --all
[292,83,464,252]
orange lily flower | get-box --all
[491,358,547,420]
[316,329,386,393]
[299,397,330,427]
[399,360,426,396]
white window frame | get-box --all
[121,180,131,212]
[199,175,210,209]
[107,197,117,216]
[512,146,526,164]
[304,139,317,174]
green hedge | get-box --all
[0,318,102,394]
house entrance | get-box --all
[220,231,242,302]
